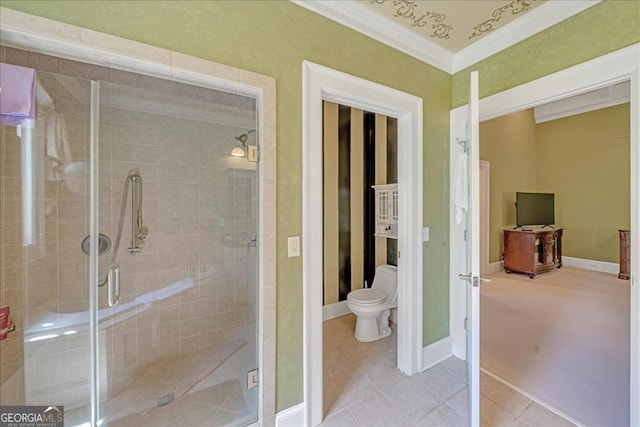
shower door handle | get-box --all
[107,264,120,307]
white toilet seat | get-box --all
[346,265,397,342]
[347,288,386,306]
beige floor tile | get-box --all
[321,314,573,427]
[320,409,360,427]
[480,372,532,418]
[324,398,346,419]
[364,357,412,390]
[444,387,470,424]
[436,357,469,384]
[481,395,517,427]
[413,365,467,403]
[380,381,442,424]
[380,347,397,364]
[415,404,467,427]
[347,388,412,426]
[341,376,384,408]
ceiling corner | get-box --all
[451,0,602,73]
[292,0,603,77]
[291,0,454,74]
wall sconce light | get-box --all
[231,129,255,157]
[231,146,245,157]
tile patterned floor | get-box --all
[322,314,575,427]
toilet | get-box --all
[346,264,398,342]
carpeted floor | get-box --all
[481,267,630,427]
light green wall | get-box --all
[536,104,630,262]
[452,1,640,107]
[0,1,451,411]
[480,109,538,263]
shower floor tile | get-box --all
[63,339,257,427]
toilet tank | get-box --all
[371,265,398,301]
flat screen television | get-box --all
[516,192,555,227]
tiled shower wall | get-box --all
[0,46,258,404]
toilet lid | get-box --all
[348,288,387,305]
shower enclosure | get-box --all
[0,47,260,426]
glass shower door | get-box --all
[0,70,94,426]
[0,58,259,426]
[94,78,259,426]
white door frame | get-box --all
[302,61,423,426]
[450,43,640,425]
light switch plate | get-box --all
[248,145,258,162]
[287,236,300,257]
[422,227,430,242]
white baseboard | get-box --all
[562,256,619,275]
[323,301,351,321]
[275,402,305,427]
[422,336,453,371]
[487,261,503,274]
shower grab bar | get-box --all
[129,174,144,254]
[107,264,120,307]
[97,171,145,288]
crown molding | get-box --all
[291,0,454,73]
[452,0,601,73]
[291,0,601,76]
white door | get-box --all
[458,70,486,426]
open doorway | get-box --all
[479,86,631,426]
[321,102,398,320]
[450,43,639,427]
[302,61,424,426]
[321,101,400,419]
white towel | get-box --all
[45,111,71,165]
[452,150,468,224]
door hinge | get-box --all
[464,229,468,241]
[464,318,468,330]
[397,250,400,259]
[248,369,258,389]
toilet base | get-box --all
[353,308,392,342]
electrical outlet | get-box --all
[287,236,300,257]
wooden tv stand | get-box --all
[503,228,563,278]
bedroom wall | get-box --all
[536,103,630,263]
[480,104,630,264]
[479,109,538,263]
